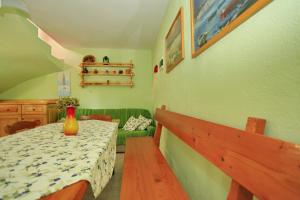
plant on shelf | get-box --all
[82,55,95,63]
[57,97,80,113]
[103,56,110,64]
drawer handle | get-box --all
[33,108,36,111]
[6,109,10,112]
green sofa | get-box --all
[58,108,156,145]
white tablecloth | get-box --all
[0,120,118,200]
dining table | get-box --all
[0,120,118,200]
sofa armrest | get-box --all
[147,125,156,136]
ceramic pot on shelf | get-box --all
[103,56,110,64]
[64,106,78,136]
[125,69,131,74]
[82,67,88,73]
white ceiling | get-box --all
[23,0,169,49]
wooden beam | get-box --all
[154,108,300,200]
[245,117,266,135]
[227,117,266,200]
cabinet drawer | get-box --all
[22,105,47,115]
[0,116,21,137]
[0,105,21,115]
[22,115,47,125]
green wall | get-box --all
[0,48,154,110]
[152,0,300,199]
[1,1,300,199]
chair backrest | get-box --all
[80,114,112,122]
[5,120,41,135]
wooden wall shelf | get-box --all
[80,62,133,68]
[80,82,134,87]
[80,73,134,77]
[80,60,134,88]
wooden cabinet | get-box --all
[22,104,47,115]
[21,115,47,125]
[0,100,58,137]
[0,104,21,115]
[0,116,21,136]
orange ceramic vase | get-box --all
[64,106,78,136]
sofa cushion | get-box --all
[137,115,152,131]
[123,116,142,131]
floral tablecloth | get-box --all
[0,120,118,200]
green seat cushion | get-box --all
[117,126,155,145]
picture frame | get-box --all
[190,0,272,58]
[57,71,71,97]
[165,7,184,73]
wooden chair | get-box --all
[5,120,41,135]
[80,114,112,122]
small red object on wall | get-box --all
[154,65,158,73]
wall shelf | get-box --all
[80,72,134,77]
[80,60,134,88]
[80,62,133,68]
[80,82,134,87]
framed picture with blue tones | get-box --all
[57,71,71,97]
[165,7,184,73]
[190,0,272,57]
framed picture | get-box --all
[57,71,71,97]
[165,7,184,73]
[190,0,272,57]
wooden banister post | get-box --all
[245,117,266,135]
[227,117,266,200]
[153,105,166,147]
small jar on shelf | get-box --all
[125,69,131,74]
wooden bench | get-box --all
[121,106,300,200]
